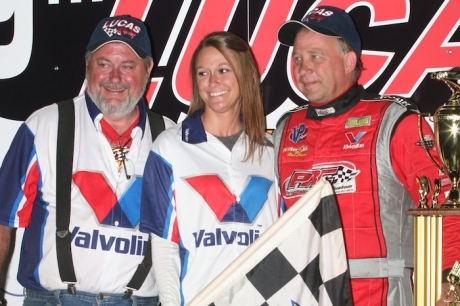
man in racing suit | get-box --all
[274,5,460,305]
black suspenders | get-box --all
[56,99,77,292]
[56,99,165,297]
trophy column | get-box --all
[408,67,460,305]
[407,205,460,305]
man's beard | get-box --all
[87,77,148,121]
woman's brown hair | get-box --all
[188,31,271,161]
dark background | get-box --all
[0,0,457,122]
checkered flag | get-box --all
[325,165,358,185]
[187,178,351,306]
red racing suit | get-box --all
[274,84,460,306]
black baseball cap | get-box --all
[87,15,152,58]
[277,6,361,57]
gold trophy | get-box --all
[407,67,460,306]
[432,67,460,208]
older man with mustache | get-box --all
[0,15,173,306]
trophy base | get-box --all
[406,207,460,216]
[441,203,460,209]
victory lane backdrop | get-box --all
[1,0,459,305]
[1,0,459,123]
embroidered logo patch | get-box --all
[289,123,307,143]
[283,145,308,157]
[345,116,371,128]
[315,107,335,117]
[344,132,366,149]
[416,134,435,150]
[283,162,360,198]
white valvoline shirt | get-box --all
[140,109,279,305]
[0,93,174,296]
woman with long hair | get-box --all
[140,31,279,305]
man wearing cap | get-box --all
[0,15,173,305]
[274,5,460,305]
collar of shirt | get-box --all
[306,83,364,120]
[181,109,207,144]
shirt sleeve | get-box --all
[151,233,181,305]
[0,123,38,227]
[390,113,449,205]
[390,113,460,279]
[140,136,180,244]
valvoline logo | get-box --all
[185,174,273,224]
[73,171,141,229]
